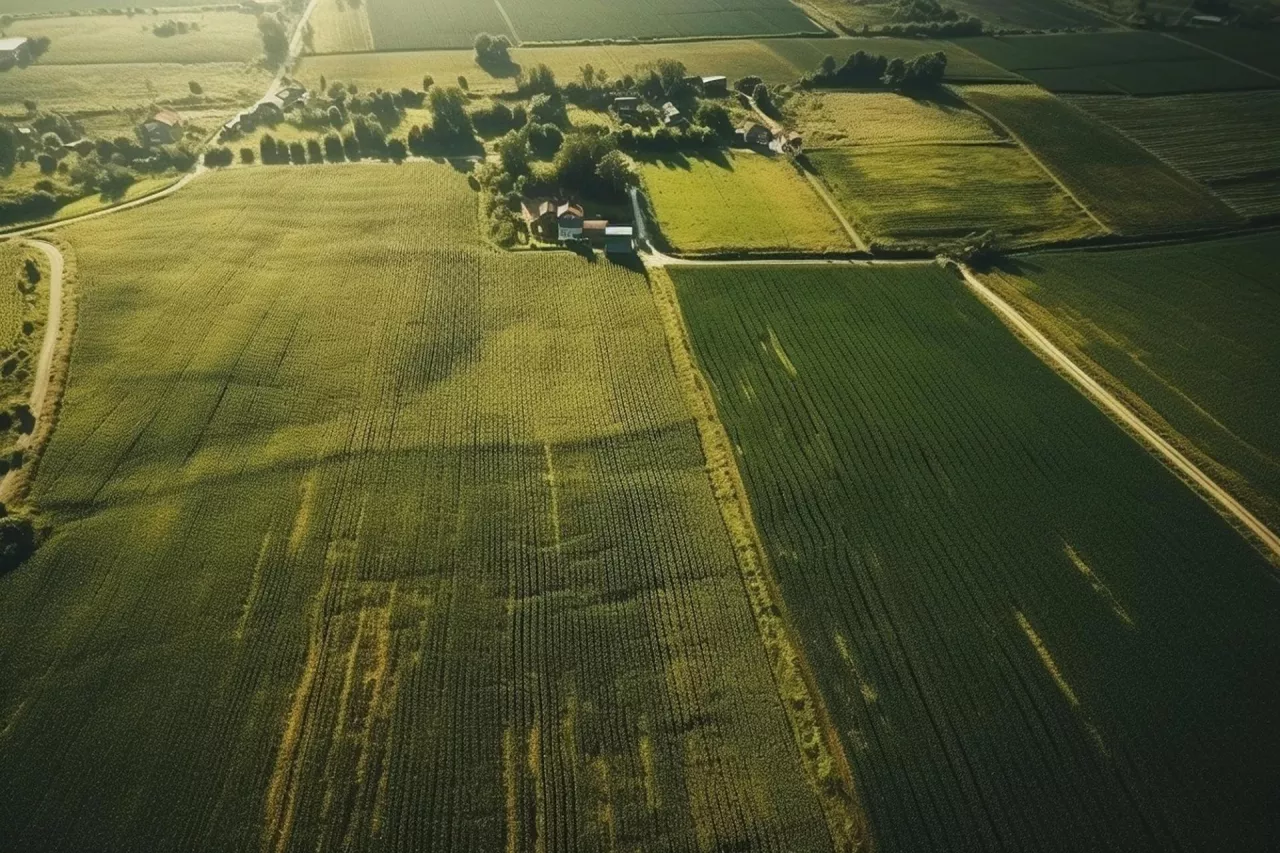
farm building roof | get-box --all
[583,219,608,232]
[700,75,727,84]
[605,226,634,236]
[0,37,30,53]
[152,110,182,126]
[557,202,584,219]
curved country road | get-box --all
[961,265,1280,566]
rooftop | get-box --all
[0,37,30,53]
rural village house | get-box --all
[604,225,635,255]
[140,110,183,146]
[556,202,585,241]
[736,123,773,148]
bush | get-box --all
[387,138,407,162]
[474,33,513,71]
[288,141,306,165]
[306,139,323,163]
[202,146,234,167]
[0,515,35,575]
[36,153,56,175]
[240,147,255,164]
[323,133,345,162]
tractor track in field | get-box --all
[960,264,1280,567]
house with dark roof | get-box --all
[700,75,728,96]
[605,225,635,255]
[0,37,30,67]
[661,102,688,128]
[557,202,584,241]
[736,123,773,149]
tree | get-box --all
[0,126,14,177]
[342,132,360,161]
[188,80,203,95]
[0,515,35,575]
[820,55,837,76]
[23,259,40,285]
[428,86,474,140]
[694,102,733,138]
[328,105,343,128]
[422,74,434,90]
[36,153,55,175]
[457,75,469,91]
[323,133,344,162]
[473,33,512,71]
[387,137,407,162]
[258,13,289,68]
[494,128,530,175]
[882,57,907,88]
[288,141,307,164]
[259,134,278,164]
[306,138,323,163]
[522,63,557,96]
[240,147,255,164]
[752,82,775,116]
[595,149,637,195]
[527,122,563,158]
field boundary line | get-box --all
[0,238,74,506]
[491,0,522,45]
[1161,32,1280,84]
[952,88,1112,235]
[649,266,870,853]
[960,264,1280,566]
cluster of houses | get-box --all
[611,75,728,128]
[520,200,636,255]
[218,83,308,140]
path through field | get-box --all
[960,264,1280,565]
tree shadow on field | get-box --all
[638,148,733,172]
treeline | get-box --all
[802,50,949,90]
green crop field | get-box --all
[0,165,847,852]
[308,0,376,54]
[1068,92,1280,218]
[0,61,272,117]
[962,31,1278,94]
[983,233,1280,530]
[364,0,821,51]
[671,262,1280,853]
[808,142,1099,247]
[641,151,852,254]
[959,84,1241,234]
[949,0,1111,28]
[1181,27,1280,78]
[0,242,47,411]
[787,91,1000,147]
[8,11,262,65]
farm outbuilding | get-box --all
[605,225,635,255]
[582,219,609,246]
[0,37,30,67]
[661,102,687,128]
[701,75,728,95]
[140,110,183,146]
[736,123,773,148]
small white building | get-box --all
[0,37,31,65]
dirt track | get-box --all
[961,264,1280,566]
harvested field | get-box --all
[365,0,821,51]
[962,31,1278,94]
[672,262,1280,853]
[808,142,1099,246]
[8,11,263,65]
[641,150,852,254]
[1068,91,1280,218]
[787,91,1000,147]
[959,84,1241,234]
[0,165,842,852]
[0,61,272,117]
[307,0,375,54]
[983,233,1280,530]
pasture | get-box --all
[641,150,852,254]
[786,91,1000,147]
[959,84,1241,234]
[808,142,1099,247]
[962,31,1278,94]
[364,0,821,51]
[982,233,1280,530]
[0,165,841,852]
[7,11,262,65]
[1068,91,1280,218]
[672,262,1280,853]
[0,61,272,118]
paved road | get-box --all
[961,265,1280,566]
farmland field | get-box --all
[959,84,1241,234]
[364,0,821,51]
[641,151,852,254]
[948,0,1111,28]
[0,242,48,410]
[7,12,262,65]
[308,0,376,54]
[671,262,1280,853]
[0,165,846,851]
[1181,27,1280,78]
[982,234,1280,530]
[808,142,1099,247]
[0,62,272,118]
[786,91,1000,148]
[961,31,1279,94]
[1068,91,1280,218]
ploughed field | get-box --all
[982,234,1280,532]
[672,263,1280,853]
[0,166,840,852]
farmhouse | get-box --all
[273,84,308,109]
[139,110,183,146]
[582,219,609,246]
[736,123,773,148]
[253,97,285,123]
[661,102,688,128]
[612,96,639,118]
[700,75,728,96]
[557,202,584,241]
[0,37,30,66]
[605,225,635,255]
